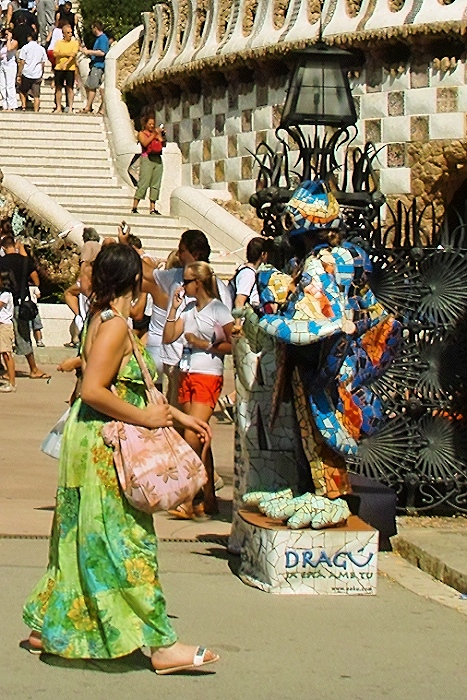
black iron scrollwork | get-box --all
[350,203,467,514]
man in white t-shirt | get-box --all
[217,237,272,421]
[142,229,231,406]
[17,28,46,112]
[229,237,272,322]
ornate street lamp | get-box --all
[280,43,357,129]
[249,41,380,241]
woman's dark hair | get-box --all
[128,234,142,249]
[141,113,155,129]
[287,228,343,261]
[82,226,99,243]
[91,244,142,311]
[1,234,15,248]
[0,270,14,293]
[180,229,211,262]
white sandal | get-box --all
[154,646,219,675]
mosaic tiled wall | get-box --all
[152,56,467,206]
[153,80,287,204]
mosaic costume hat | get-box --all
[285,179,342,236]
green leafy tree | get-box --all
[78,0,152,44]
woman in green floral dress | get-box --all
[23,244,219,674]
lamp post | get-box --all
[280,43,357,129]
[249,42,381,241]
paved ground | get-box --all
[2,536,467,700]
[1,350,467,699]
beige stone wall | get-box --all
[117,42,141,91]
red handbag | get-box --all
[146,137,163,155]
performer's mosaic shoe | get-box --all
[259,493,310,521]
[243,490,350,530]
[287,494,351,530]
[242,489,293,507]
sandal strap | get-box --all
[193,647,207,666]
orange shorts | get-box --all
[178,372,223,410]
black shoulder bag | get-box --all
[18,256,39,322]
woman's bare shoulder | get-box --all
[84,312,129,358]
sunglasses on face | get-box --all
[182,278,196,286]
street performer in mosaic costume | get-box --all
[230,180,401,549]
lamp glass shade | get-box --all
[281,49,357,128]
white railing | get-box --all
[1,171,84,246]
[104,25,144,186]
[125,0,466,88]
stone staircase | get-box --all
[1,62,235,275]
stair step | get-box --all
[0,141,109,153]
[40,188,131,198]
[0,127,106,140]
[75,212,182,227]
[3,122,104,136]
[0,149,111,162]
[0,112,104,126]
[56,197,135,208]
[3,165,115,178]
[31,176,120,186]
[43,186,132,198]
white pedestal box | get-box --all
[238,510,378,595]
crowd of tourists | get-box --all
[0,0,111,113]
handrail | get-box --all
[1,171,84,246]
[104,25,144,187]
[171,186,254,264]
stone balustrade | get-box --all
[125,0,467,90]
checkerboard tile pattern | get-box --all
[148,57,467,202]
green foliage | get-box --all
[78,0,153,44]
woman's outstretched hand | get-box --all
[143,403,174,429]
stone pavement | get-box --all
[1,350,467,698]
[3,348,467,597]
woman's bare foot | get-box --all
[151,642,219,674]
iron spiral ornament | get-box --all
[348,200,467,513]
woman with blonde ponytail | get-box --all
[163,261,234,519]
